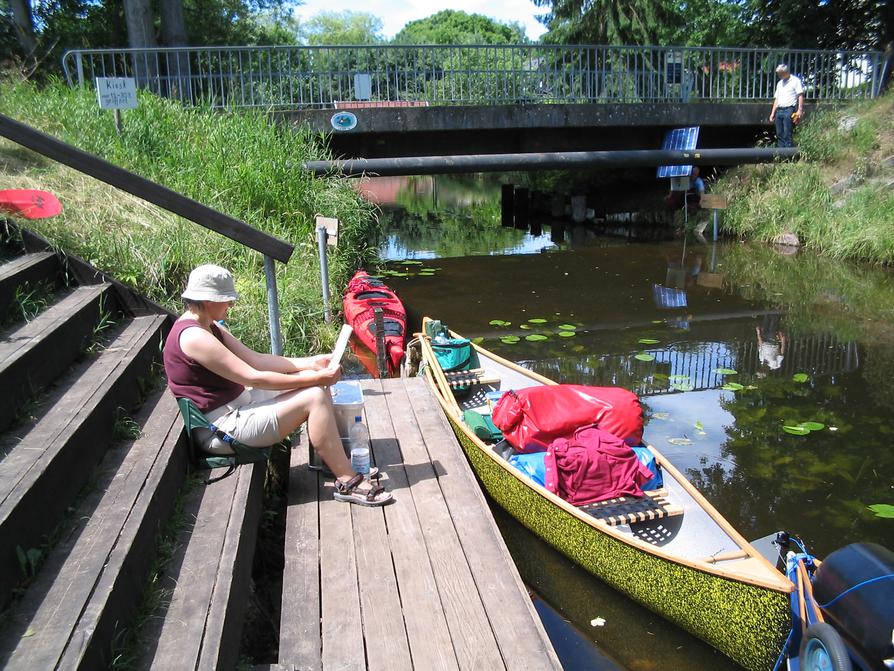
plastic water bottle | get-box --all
[349,415,370,474]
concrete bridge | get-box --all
[63,44,885,157]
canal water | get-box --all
[354,174,894,670]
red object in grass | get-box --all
[0,189,62,219]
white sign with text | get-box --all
[95,77,138,110]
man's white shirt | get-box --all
[775,75,804,108]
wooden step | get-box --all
[0,283,112,433]
[0,252,59,318]
[139,461,265,670]
[0,314,168,608]
[0,390,187,669]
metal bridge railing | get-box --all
[62,44,884,110]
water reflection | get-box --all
[359,174,631,258]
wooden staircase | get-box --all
[0,223,267,669]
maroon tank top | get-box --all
[163,319,244,412]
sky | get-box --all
[291,0,548,41]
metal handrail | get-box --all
[0,112,291,353]
[62,43,884,109]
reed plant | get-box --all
[716,92,894,263]
[0,78,378,353]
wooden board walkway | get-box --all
[280,377,561,671]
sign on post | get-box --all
[95,77,137,110]
[95,77,137,134]
[316,215,340,246]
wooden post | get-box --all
[374,307,388,378]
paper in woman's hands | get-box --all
[328,324,353,370]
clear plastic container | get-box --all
[348,416,370,474]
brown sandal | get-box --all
[334,473,393,507]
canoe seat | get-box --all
[443,368,500,389]
[580,489,683,526]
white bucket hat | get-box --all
[181,264,239,302]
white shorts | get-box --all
[204,388,282,449]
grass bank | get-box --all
[716,92,894,263]
[0,78,377,353]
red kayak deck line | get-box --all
[343,271,406,374]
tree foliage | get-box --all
[534,0,679,45]
[298,11,384,45]
[394,10,527,45]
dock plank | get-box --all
[403,377,563,670]
[362,381,460,671]
[279,440,322,671]
[351,380,412,671]
[319,465,365,670]
[381,378,505,670]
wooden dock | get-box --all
[279,376,561,671]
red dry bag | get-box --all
[492,385,643,453]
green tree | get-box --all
[299,11,384,45]
[393,10,527,45]
[534,0,678,45]
[659,0,746,46]
[741,0,886,50]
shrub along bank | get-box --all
[716,92,894,263]
[0,78,376,353]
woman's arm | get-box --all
[217,326,331,374]
[180,327,340,390]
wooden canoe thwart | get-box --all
[414,317,795,671]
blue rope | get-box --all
[817,574,894,609]
[772,626,795,671]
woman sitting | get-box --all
[163,264,391,507]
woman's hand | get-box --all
[307,354,332,370]
[314,365,342,387]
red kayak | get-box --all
[343,271,406,376]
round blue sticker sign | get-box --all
[330,112,358,131]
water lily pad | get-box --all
[671,383,694,392]
[489,319,510,327]
[722,382,745,391]
[792,373,809,383]
[695,421,704,430]
[634,353,655,362]
[558,324,577,331]
[801,421,825,431]
[525,334,548,342]
[651,320,664,324]
[520,324,531,330]
[652,373,669,381]
[471,337,484,345]
[669,375,691,381]
[500,336,520,344]
[401,260,423,265]
[783,425,811,435]
[668,437,693,446]
[571,345,586,353]
[557,330,576,337]
[868,504,894,518]
[713,368,738,375]
[528,318,548,324]
[638,338,660,345]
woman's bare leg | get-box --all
[273,386,358,481]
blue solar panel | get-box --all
[657,127,700,178]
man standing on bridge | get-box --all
[769,64,804,148]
